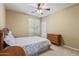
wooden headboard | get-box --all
[0,28,9,50]
[0,28,26,56]
[0,30,4,50]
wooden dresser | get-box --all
[47,34,61,45]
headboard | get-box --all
[0,28,9,50]
[0,30,4,50]
[2,28,9,37]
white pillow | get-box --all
[8,31,15,39]
[4,31,15,46]
[8,31,12,34]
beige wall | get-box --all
[6,9,40,37]
[43,4,79,49]
[0,4,5,29]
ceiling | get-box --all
[5,3,76,18]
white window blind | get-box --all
[28,18,40,36]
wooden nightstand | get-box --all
[47,34,61,45]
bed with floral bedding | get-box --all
[4,31,51,56]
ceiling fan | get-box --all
[32,3,50,15]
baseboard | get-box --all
[63,45,79,52]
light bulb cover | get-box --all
[37,10,42,13]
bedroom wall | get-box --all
[0,4,5,30]
[43,4,79,49]
[6,9,40,37]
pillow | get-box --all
[4,31,15,46]
[8,31,15,39]
[8,31,12,35]
[4,35,15,46]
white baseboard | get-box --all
[63,45,79,52]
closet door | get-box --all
[28,18,40,36]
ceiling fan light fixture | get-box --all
[37,9,42,13]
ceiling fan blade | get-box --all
[37,3,41,9]
[45,8,50,11]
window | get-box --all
[28,18,40,36]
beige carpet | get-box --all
[39,44,79,56]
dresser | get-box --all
[47,34,61,45]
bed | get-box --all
[2,28,51,56]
